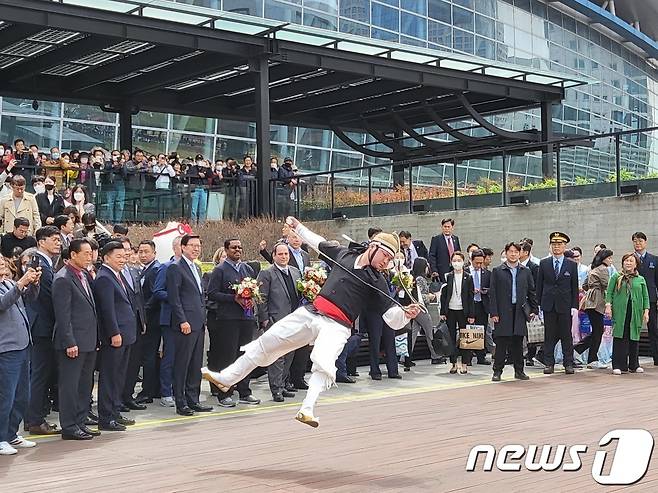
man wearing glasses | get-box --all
[206,239,260,408]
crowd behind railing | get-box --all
[0,138,304,224]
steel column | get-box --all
[254,56,271,216]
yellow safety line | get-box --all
[28,371,557,440]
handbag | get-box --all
[527,319,545,344]
[459,325,485,350]
[432,321,456,357]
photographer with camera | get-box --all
[24,226,62,436]
[0,254,40,455]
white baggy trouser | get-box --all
[218,306,351,413]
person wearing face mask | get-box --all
[35,175,65,226]
[489,242,538,382]
[186,154,209,224]
[440,252,472,374]
[101,150,126,223]
[237,155,257,219]
[69,185,94,219]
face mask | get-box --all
[33,184,45,194]
[74,192,85,202]
[0,148,4,155]
[51,152,59,160]
[63,159,70,165]
[452,261,464,270]
[196,160,204,166]
[45,184,55,191]
[80,158,88,164]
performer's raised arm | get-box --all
[287,216,326,251]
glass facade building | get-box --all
[1,0,657,189]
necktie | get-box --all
[117,273,127,293]
[79,272,91,298]
[405,248,412,270]
[554,259,560,278]
[447,236,454,257]
[474,270,481,302]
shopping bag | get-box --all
[459,325,485,350]
[432,322,455,357]
[579,311,592,335]
[395,333,409,357]
[526,319,545,344]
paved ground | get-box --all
[2,358,658,492]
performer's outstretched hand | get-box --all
[286,216,300,229]
[403,304,422,319]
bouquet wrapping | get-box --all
[232,277,263,318]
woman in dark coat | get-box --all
[489,241,538,382]
[440,251,471,374]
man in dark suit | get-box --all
[632,232,658,364]
[536,232,579,375]
[53,238,100,440]
[519,241,540,366]
[94,241,137,431]
[166,234,213,416]
[399,231,428,270]
[135,240,161,404]
[466,249,492,365]
[118,237,148,411]
[25,226,61,435]
[429,218,461,283]
[207,238,261,408]
[257,243,302,402]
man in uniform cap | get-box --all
[536,231,579,374]
[203,217,421,428]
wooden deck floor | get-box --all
[2,364,658,492]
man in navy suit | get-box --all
[399,231,428,270]
[466,249,492,365]
[135,240,161,404]
[25,225,61,435]
[166,234,213,416]
[94,241,137,431]
[429,218,461,283]
[536,232,579,375]
[632,232,658,364]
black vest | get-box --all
[318,248,391,322]
[280,268,300,312]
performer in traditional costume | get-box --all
[202,216,421,427]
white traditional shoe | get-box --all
[9,436,36,448]
[612,369,622,375]
[200,367,231,393]
[295,410,319,428]
[635,367,645,373]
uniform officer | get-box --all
[536,232,579,374]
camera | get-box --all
[27,254,40,270]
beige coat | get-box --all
[1,192,42,235]
[582,264,609,314]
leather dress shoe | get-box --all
[370,374,382,381]
[135,395,153,405]
[336,374,356,383]
[565,366,575,375]
[284,382,297,392]
[514,372,530,380]
[80,425,101,436]
[98,421,126,432]
[293,381,309,390]
[348,371,360,376]
[388,374,402,379]
[272,393,284,403]
[62,429,93,440]
[116,415,135,426]
[492,372,502,382]
[430,358,442,365]
[176,406,195,416]
[88,410,99,421]
[28,422,61,435]
[477,360,491,365]
[282,390,296,398]
[189,403,213,412]
[124,400,147,411]
[543,366,555,374]
[117,404,130,413]
[84,417,98,426]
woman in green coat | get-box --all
[605,252,649,375]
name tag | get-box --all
[564,272,571,277]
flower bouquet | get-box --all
[296,265,328,303]
[232,277,263,317]
[391,271,414,291]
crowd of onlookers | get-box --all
[0,138,300,225]
[1,179,656,456]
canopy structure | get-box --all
[0,0,589,213]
